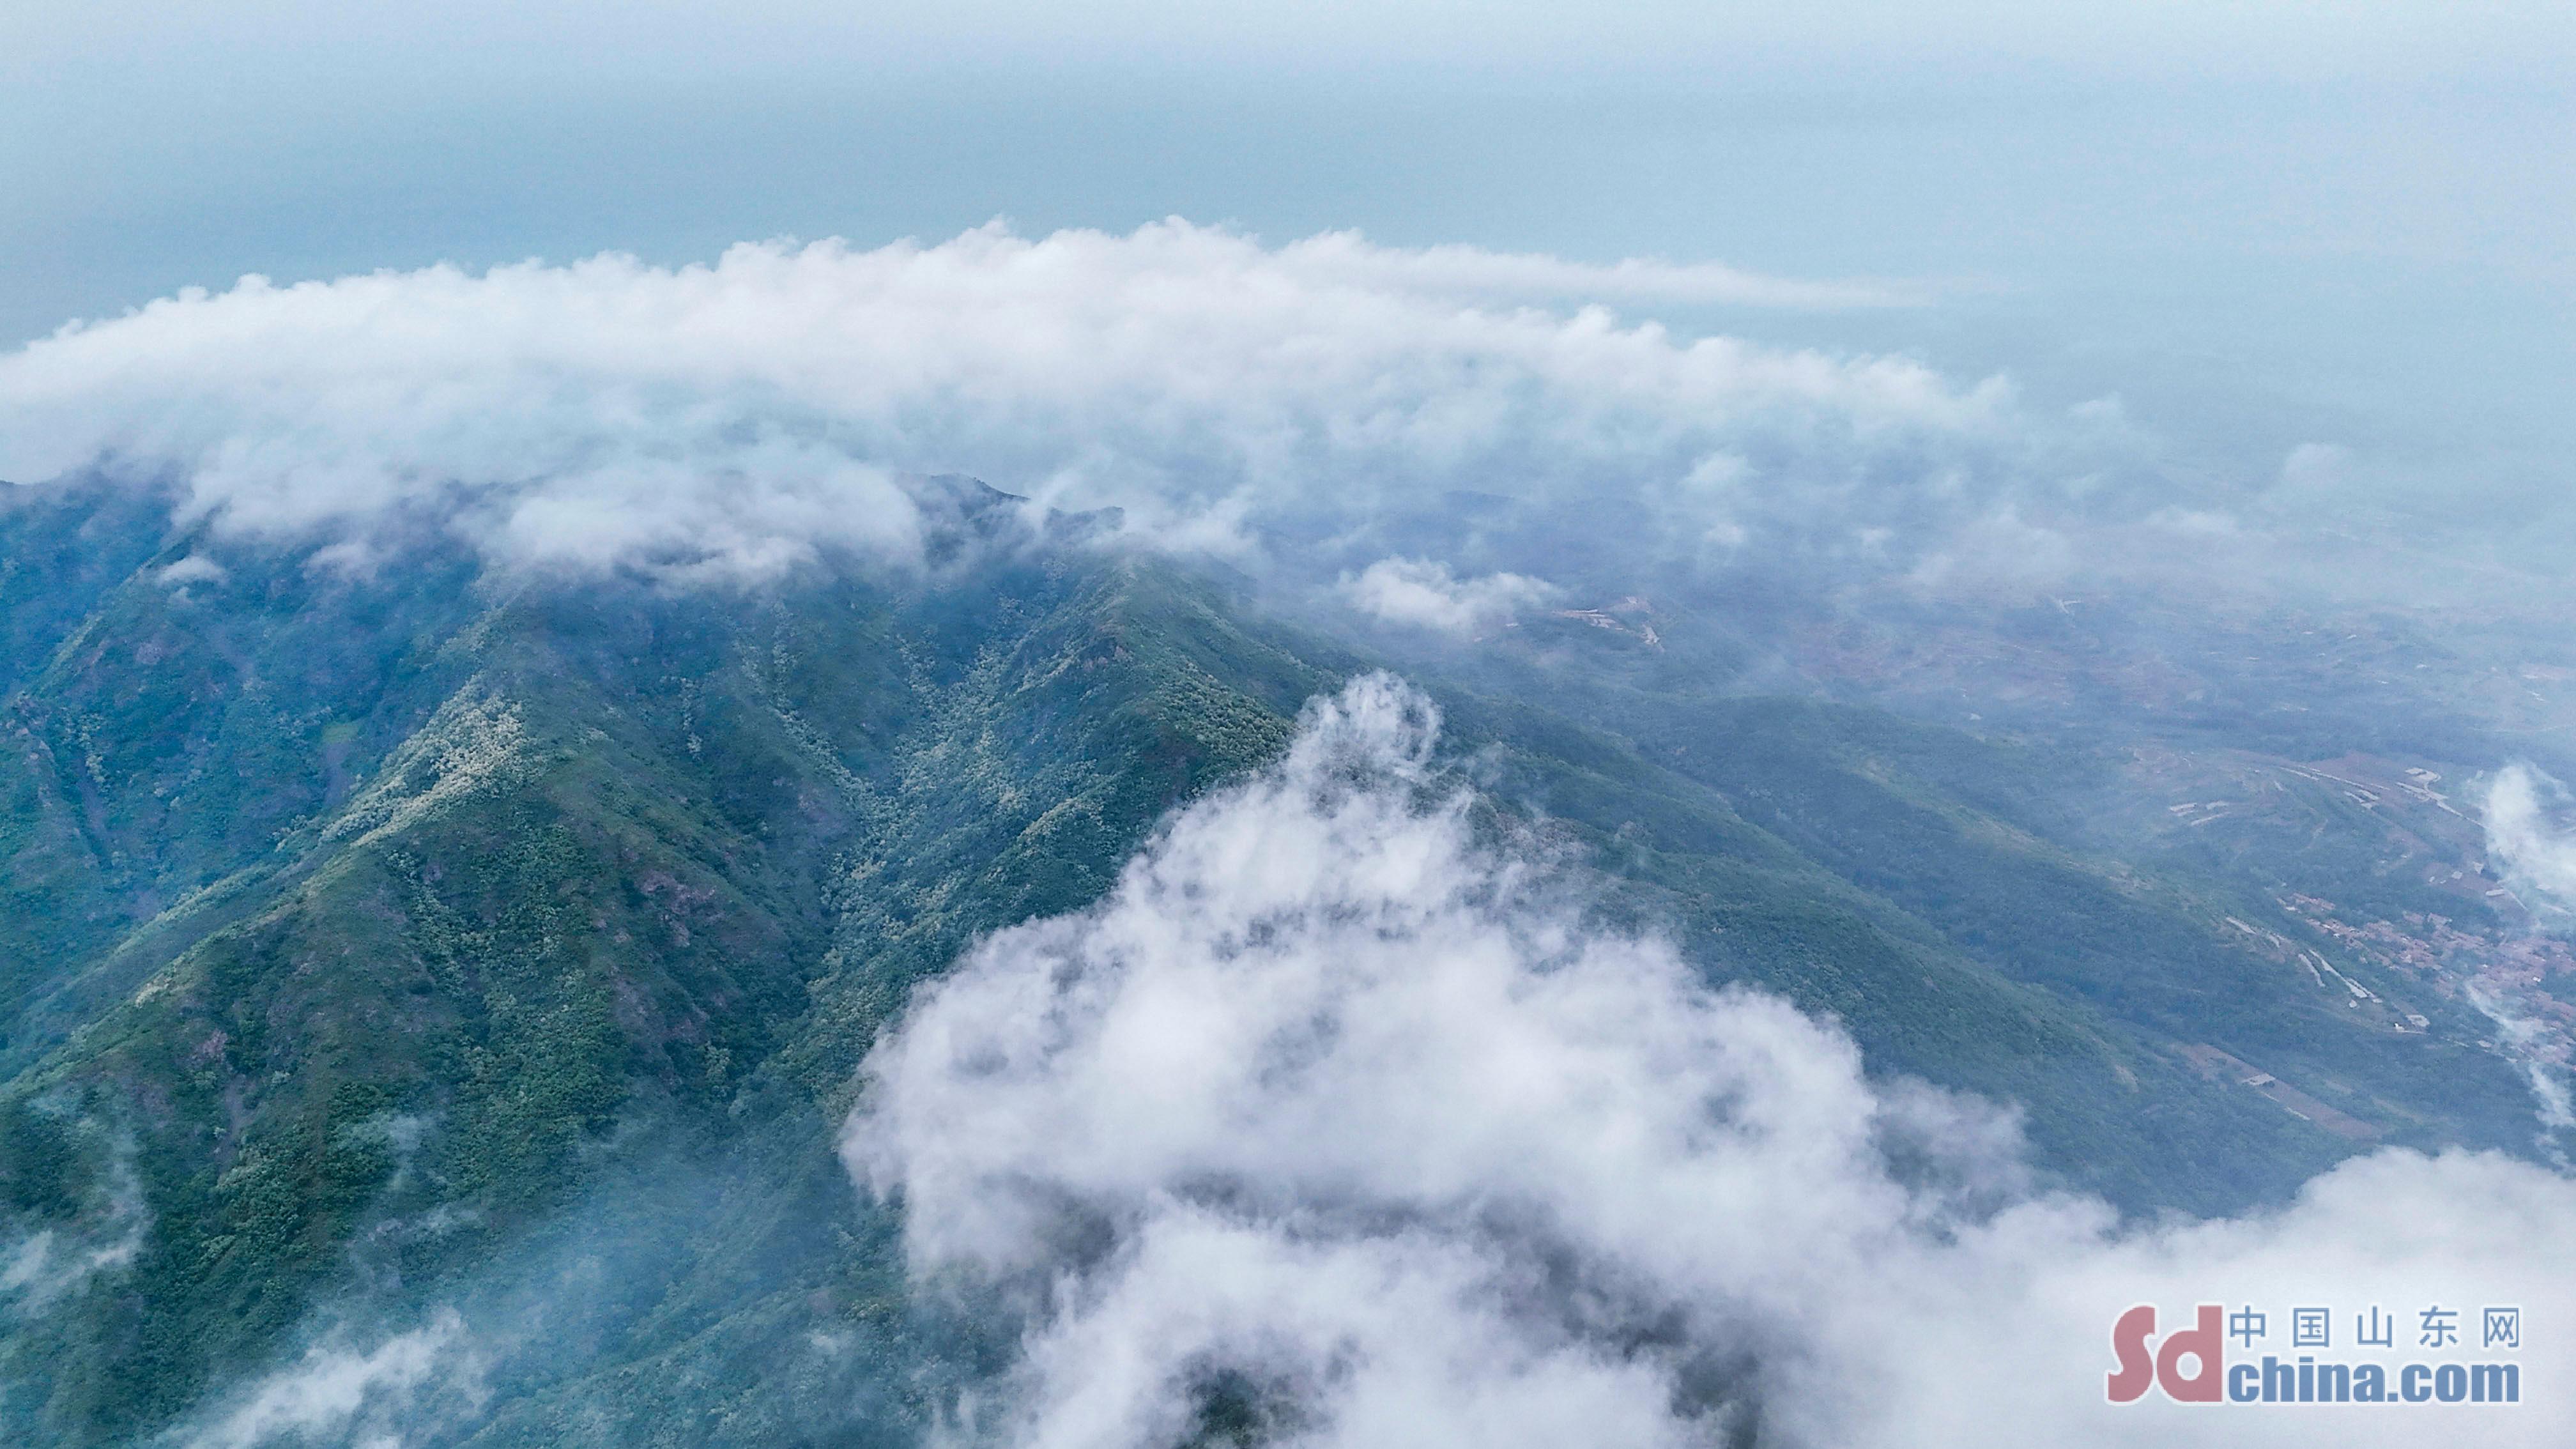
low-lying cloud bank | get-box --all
[0,1132,147,1317]
[850,676,2576,1448]
[2476,764,2576,1137]
[176,1309,485,1449]
[0,221,2186,590]
[2487,765,2576,930]
[1334,557,1558,636]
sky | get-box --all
[4,1,2570,525]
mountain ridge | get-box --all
[0,478,2547,1445]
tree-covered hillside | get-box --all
[0,480,2543,1446]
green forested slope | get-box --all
[0,484,2538,1445]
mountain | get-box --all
[0,478,2554,1445]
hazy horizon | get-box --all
[8,4,2572,547]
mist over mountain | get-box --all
[0,222,2478,592]
[4,227,2574,1446]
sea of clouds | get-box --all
[0,222,2238,598]
[847,675,2576,1448]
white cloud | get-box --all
[1903,502,2081,593]
[1276,231,1914,310]
[2474,763,2576,1141]
[181,1308,486,1449]
[1,1130,148,1316]
[2484,764,2576,920]
[850,675,2576,1448]
[2467,984,2576,1140]
[0,222,2058,585]
[1336,556,1556,635]
[155,553,229,587]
